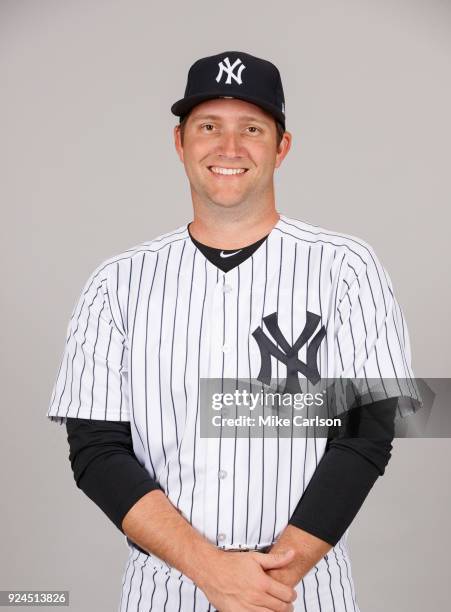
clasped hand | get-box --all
[198,548,298,612]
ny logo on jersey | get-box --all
[252,311,326,394]
[216,57,246,85]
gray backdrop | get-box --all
[1,0,450,610]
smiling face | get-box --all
[174,98,291,211]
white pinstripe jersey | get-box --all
[47,213,418,611]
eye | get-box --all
[246,126,261,134]
[201,124,215,132]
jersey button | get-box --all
[223,284,232,293]
[217,533,226,542]
[218,470,227,479]
[222,344,230,353]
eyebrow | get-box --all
[190,114,270,125]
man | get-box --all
[47,51,420,611]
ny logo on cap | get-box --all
[252,311,326,393]
[216,57,246,85]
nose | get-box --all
[215,129,244,160]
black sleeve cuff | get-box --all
[65,418,163,533]
[288,445,380,546]
[76,451,162,533]
[288,397,398,546]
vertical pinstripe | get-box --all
[47,214,419,611]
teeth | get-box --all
[210,167,247,175]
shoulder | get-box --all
[276,213,386,277]
[87,222,190,281]
[76,223,189,300]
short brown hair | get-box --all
[178,112,285,148]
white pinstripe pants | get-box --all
[118,544,361,612]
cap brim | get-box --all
[171,92,285,128]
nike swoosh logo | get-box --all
[219,249,242,258]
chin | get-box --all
[207,188,249,207]
[209,197,246,208]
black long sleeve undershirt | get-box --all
[288,395,397,544]
[65,396,397,545]
[65,418,163,533]
[287,440,386,545]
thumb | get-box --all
[254,549,295,570]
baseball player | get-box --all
[47,51,420,611]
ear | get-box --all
[174,124,184,163]
[275,131,292,169]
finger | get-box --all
[266,575,297,603]
[251,591,295,612]
[251,599,294,612]
[253,549,295,570]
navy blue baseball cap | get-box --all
[171,51,286,130]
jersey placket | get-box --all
[201,269,232,547]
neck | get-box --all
[188,207,280,250]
